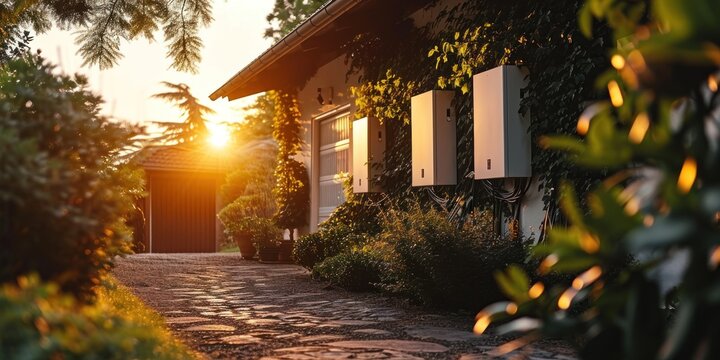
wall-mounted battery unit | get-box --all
[352,117,385,193]
[411,90,456,187]
[473,65,531,179]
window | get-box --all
[317,113,350,223]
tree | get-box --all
[264,0,326,41]
[0,27,32,63]
[234,91,275,144]
[152,81,212,144]
[476,0,720,359]
[0,0,213,72]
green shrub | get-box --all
[218,194,275,237]
[248,217,283,250]
[313,250,383,292]
[0,56,143,300]
[379,205,526,310]
[0,275,196,360]
[320,177,383,235]
[293,224,370,269]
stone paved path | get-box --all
[114,254,576,360]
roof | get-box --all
[138,145,231,174]
[210,0,434,101]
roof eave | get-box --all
[209,0,362,101]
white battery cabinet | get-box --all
[473,65,531,180]
[352,117,385,193]
[411,90,456,187]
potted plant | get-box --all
[218,197,257,259]
[278,239,294,263]
[249,217,283,262]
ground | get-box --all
[114,254,576,360]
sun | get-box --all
[207,123,231,148]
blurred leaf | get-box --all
[495,265,530,303]
[625,215,696,252]
[496,317,542,335]
[578,4,593,37]
[659,298,698,360]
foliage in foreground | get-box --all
[0,0,213,72]
[476,0,720,359]
[0,55,143,300]
[0,275,196,360]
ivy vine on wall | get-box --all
[344,0,614,225]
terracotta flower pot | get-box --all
[234,233,257,260]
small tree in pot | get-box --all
[218,197,257,259]
[249,217,283,262]
[219,185,275,259]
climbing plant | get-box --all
[474,0,720,358]
[272,90,309,241]
[350,69,417,125]
[344,0,612,223]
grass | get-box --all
[96,276,200,359]
[219,243,239,253]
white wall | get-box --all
[296,55,358,233]
[294,0,547,238]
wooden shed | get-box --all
[133,146,228,253]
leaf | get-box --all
[494,265,530,303]
[578,4,593,37]
[558,182,586,228]
[542,135,585,153]
[496,317,542,335]
[659,298,697,360]
[625,215,696,252]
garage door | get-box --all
[150,173,217,253]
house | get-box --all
[133,145,228,253]
[210,0,545,238]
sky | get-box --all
[33,1,275,131]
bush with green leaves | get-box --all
[293,223,369,269]
[0,56,142,300]
[219,192,276,235]
[378,206,527,310]
[0,275,195,360]
[475,0,720,359]
[319,176,383,236]
[313,249,384,292]
[248,217,283,251]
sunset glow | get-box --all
[207,123,231,148]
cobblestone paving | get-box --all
[114,254,576,360]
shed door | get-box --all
[150,173,216,253]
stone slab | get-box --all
[327,340,449,353]
[183,324,236,332]
[165,316,211,324]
